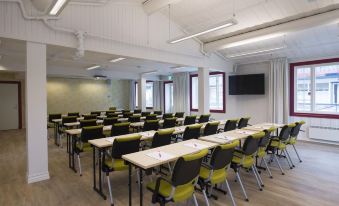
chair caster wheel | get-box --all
[261,185,265,187]
[282,173,285,175]
[260,188,263,191]
[245,199,249,202]
[300,161,302,163]
[80,174,82,177]
[270,176,273,179]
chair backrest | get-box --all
[154,111,162,115]
[210,140,239,170]
[109,107,116,111]
[183,124,202,140]
[151,128,174,148]
[171,149,208,187]
[175,112,185,118]
[141,111,151,117]
[80,125,104,142]
[199,114,210,123]
[62,116,77,124]
[278,123,295,141]
[184,115,197,125]
[84,114,97,120]
[106,113,119,118]
[123,112,133,118]
[111,122,130,136]
[143,120,159,131]
[134,109,142,114]
[238,117,251,129]
[259,127,275,147]
[128,115,141,123]
[290,121,305,138]
[68,112,79,117]
[163,118,177,129]
[122,110,130,114]
[163,113,173,119]
[91,111,101,116]
[48,114,61,122]
[111,134,141,159]
[80,119,97,128]
[242,131,265,156]
[103,117,119,126]
[223,119,238,132]
[203,121,219,136]
[146,114,158,120]
[106,111,115,115]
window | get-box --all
[190,72,225,113]
[135,82,138,108]
[164,81,174,113]
[146,81,154,108]
[290,58,339,118]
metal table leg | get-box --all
[93,146,107,199]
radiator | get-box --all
[309,126,339,142]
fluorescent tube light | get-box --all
[49,0,69,16]
[169,19,237,44]
[224,33,285,48]
[87,65,101,70]
[142,70,158,75]
[226,46,286,58]
[110,57,126,63]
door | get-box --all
[164,81,173,113]
[0,83,19,130]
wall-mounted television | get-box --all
[229,74,265,95]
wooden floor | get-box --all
[0,129,339,206]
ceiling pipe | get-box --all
[204,4,339,53]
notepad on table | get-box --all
[105,137,115,143]
[146,151,174,161]
[236,130,256,135]
[214,135,233,140]
[184,143,207,149]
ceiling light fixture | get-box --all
[226,46,286,58]
[142,70,158,75]
[87,65,101,70]
[49,0,70,16]
[169,19,237,44]
[224,33,285,49]
[110,57,126,63]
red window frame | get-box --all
[290,57,339,119]
[163,81,173,112]
[189,72,226,113]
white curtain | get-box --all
[153,81,161,111]
[173,72,190,114]
[268,58,289,124]
[129,80,136,110]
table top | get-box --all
[122,139,217,170]
[244,123,285,131]
[65,125,112,135]
[52,117,84,123]
[199,129,259,144]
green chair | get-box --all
[198,140,239,206]
[134,109,142,114]
[68,112,80,117]
[128,115,141,123]
[106,111,116,115]
[256,127,276,179]
[184,115,197,125]
[109,107,116,111]
[106,113,119,118]
[163,113,173,119]
[231,132,265,201]
[111,122,130,136]
[102,134,142,206]
[147,149,208,205]
[175,112,185,118]
[122,109,130,114]
[79,119,97,128]
[237,117,251,129]
[103,117,119,126]
[267,123,296,174]
[58,116,77,147]
[199,114,210,123]
[91,111,101,116]
[141,111,151,117]
[143,120,159,131]
[154,111,163,115]
[146,114,158,120]
[287,121,305,163]
[219,119,238,132]
[48,113,61,127]
[83,114,97,120]
[182,124,202,141]
[203,121,220,136]
[163,118,177,129]
[123,112,133,118]
[75,126,104,176]
[151,128,175,148]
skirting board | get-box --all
[27,172,50,184]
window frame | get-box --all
[135,82,138,108]
[290,57,339,119]
[146,80,154,109]
[163,81,173,113]
[189,72,226,113]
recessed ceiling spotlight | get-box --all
[87,65,101,70]
[110,57,126,63]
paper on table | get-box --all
[184,143,207,150]
[105,137,115,143]
[236,130,256,135]
[214,135,233,140]
[139,131,155,137]
[146,151,174,161]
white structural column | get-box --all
[26,42,49,184]
[198,67,210,114]
[138,77,146,111]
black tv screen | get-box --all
[229,74,265,95]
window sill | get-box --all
[290,112,339,119]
